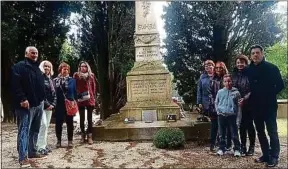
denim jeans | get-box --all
[16,102,43,162]
[210,118,219,146]
[218,115,240,151]
[37,109,52,150]
[240,107,255,148]
[254,111,279,159]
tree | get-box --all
[1,1,80,122]
[266,42,288,99]
[163,1,282,104]
[71,2,135,119]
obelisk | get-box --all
[119,1,180,121]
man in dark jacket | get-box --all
[245,45,284,167]
[11,46,46,167]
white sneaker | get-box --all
[217,149,224,156]
[234,150,241,157]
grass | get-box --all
[277,118,287,137]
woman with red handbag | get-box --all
[54,62,78,148]
[73,61,96,145]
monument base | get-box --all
[91,113,210,141]
[119,100,180,121]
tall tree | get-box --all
[163,1,282,104]
[1,1,80,122]
[71,2,135,119]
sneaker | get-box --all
[28,153,46,159]
[266,158,278,167]
[241,147,247,157]
[217,149,224,156]
[234,150,241,157]
[255,156,269,163]
[20,159,31,168]
[38,149,48,155]
[246,146,254,156]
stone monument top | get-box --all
[134,1,162,62]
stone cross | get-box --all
[134,1,162,62]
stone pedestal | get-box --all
[120,60,180,121]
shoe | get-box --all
[38,149,48,155]
[80,133,86,144]
[45,146,52,153]
[56,141,61,148]
[20,159,31,168]
[241,146,247,157]
[246,146,254,156]
[217,149,224,156]
[210,145,216,152]
[266,158,278,167]
[28,153,46,159]
[255,156,269,163]
[68,141,73,148]
[234,150,241,157]
[87,133,93,145]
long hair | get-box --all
[215,61,228,76]
[39,60,54,76]
[78,61,93,76]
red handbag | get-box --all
[60,85,78,116]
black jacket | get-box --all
[244,59,284,113]
[43,74,57,109]
[11,58,45,109]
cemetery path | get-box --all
[1,122,287,168]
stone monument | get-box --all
[119,1,180,121]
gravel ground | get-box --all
[1,122,287,168]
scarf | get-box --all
[54,74,69,90]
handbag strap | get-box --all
[59,83,68,100]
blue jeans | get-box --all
[16,102,43,162]
[218,115,240,151]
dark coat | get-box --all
[11,58,45,109]
[197,73,212,111]
[244,60,284,114]
[43,74,57,109]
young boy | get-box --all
[215,74,242,157]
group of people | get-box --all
[197,45,284,167]
[11,46,97,167]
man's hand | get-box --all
[198,104,203,109]
[20,100,29,109]
[238,98,244,106]
[47,105,54,110]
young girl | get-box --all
[215,74,241,157]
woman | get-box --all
[37,60,57,155]
[54,62,77,148]
[73,61,96,144]
[197,60,215,122]
[209,61,229,151]
[232,55,255,156]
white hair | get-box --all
[39,60,54,76]
[25,46,38,57]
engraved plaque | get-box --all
[142,110,157,122]
[130,79,168,101]
[135,46,161,62]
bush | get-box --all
[153,127,185,149]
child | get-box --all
[215,74,242,157]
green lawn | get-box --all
[277,119,287,137]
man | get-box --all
[244,45,284,167]
[11,46,46,167]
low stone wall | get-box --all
[278,99,288,119]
